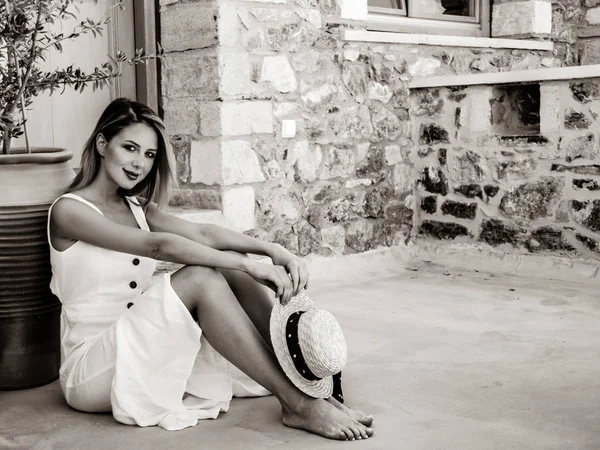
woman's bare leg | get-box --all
[170,265,373,441]
[216,254,374,428]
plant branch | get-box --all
[13,0,43,110]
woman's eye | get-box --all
[146,152,156,159]
[124,145,135,151]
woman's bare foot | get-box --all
[327,397,374,427]
[282,397,374,441]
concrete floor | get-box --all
[1,248,600,450]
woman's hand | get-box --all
[269,244,310,296]
[245,260,295,304]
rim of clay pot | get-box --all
[0,147,73,165]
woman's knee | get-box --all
[176,265,227,291]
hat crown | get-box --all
[298,309,347,379]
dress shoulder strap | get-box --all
[125,196,151,232]
[54,193,105,216]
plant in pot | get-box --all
[0,0,161,389]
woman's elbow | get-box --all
[146,232,168,260]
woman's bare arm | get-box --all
[52,198,250,272]
[144,201,279,256]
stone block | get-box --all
[419,166,448,196]
[163,97,201,137]
[564,110,591,130]
[222,185,256,232]
[200,101,274,137]
[190,139,265,185]
[321,226,346,254]
[218,3,239,47]
[170,135,191,184]
[169,187,222,210]
[295,141,322,183]
[441,200,477,220]
[161,2,217,52]
[454,184,483,200]
[499,177,563,221]
[320,146,355,180]
[421,196,437,214]
[580,38,600,65]
[219,52,254,97]
[492,0,552,37]
[419,124,449,145]
[540,84,561,135]
[469,87,493,134]
[586,7,600,24]
[221,140,266,185]
[419,220,470,240]
[527,227,574,252]
[162,50,219,99]
[260,55,297,93]
[479,219,524,247]
[190,139,221,185]
[562,133,598,163]
[448,149,487,183]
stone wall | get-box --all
[158,0,600,257]
[412,79,600,258]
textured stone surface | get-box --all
[421,196,437,214]
[260,55,297,93]
[162,50,219,99]
[362,185,393,218]
[294,221,321,256]
[573,178,600,191]
[419,124,449,145]
[496,158,537,181]
[527,227,574,252]
[576,233,600,253]
[479,219,524,247]
[371,107,403,141]
[320,146,355,179]
[492,0,552,37]
[200,101,274,137]
[384,201,412,224]
[562,133,597,163]
[419,220,470,240]
[571,200,600,233]
[345,219,375,252]
[484,185,500,199]
[449,149,487,183]
[161,2,217,52]
[571,81,599,103]
[564,110,591,130]
[222,185,255,231]
[551,164,600,175]
[499,178,563,220]
[441,200,477,220]
[169,188,221,210]
[321,225,346,254]
[454,184,483,200]
[170,135,191,184]
[413,89,444,117]
[295,142,322,183]
[419,167,448,196]
[341,62,368,103]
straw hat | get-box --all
[270,291,348,399]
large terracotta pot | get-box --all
[0,147,75,389]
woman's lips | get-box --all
[123,169,139,180]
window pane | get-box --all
[409,0,477,20]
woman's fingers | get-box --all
[289,263,300,295]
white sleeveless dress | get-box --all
[47,193,270,431]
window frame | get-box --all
[366,0,491,38]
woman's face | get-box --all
[98,122,158,189]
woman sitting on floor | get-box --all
[47,98,374,440]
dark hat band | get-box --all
[285,311,321,382]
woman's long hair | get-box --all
[68,98,177,209]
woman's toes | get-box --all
[357,425,369,440]
[349,426,363,440]
[341,428,354,441]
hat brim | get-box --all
[270,292,334,399]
